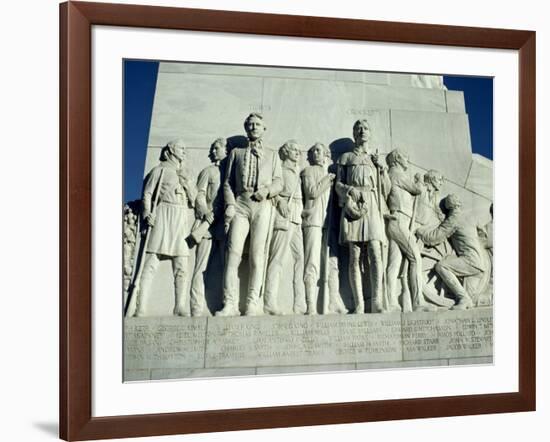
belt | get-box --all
[158,201,186,207]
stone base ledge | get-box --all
[124,308,493,381]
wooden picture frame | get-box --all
[59,1,536,440]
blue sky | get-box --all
[124,61,493,202]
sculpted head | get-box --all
[160,138,187,163]
[279,140,301,163]
[209,138,227,163]
[352,119,371,146]
[444,194,462,211]
[386,149,409,170]
[307,142,331,166]
[424,170,444,191]
[244,113,267,141]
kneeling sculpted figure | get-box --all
[415,194,487,310]
[335,119,390,313]
[217,113,283,316]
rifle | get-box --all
[399,193,418,313]
[375,147,389,312]
[321,175,334,314]
[125,167,165,317]
[259,195,275,303]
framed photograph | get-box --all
[60,1,535,440]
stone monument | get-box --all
[123,63,493,381]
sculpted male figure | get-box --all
[416,194,486,310]
[385,149,436,312]
[263,141,306,315]
[417,170,446,228]
[189,138,227,317]
[133,139,196,317]
[217,113,283,316]
[301,143,348,315]
[412,169,455,308]
[335,119,390,313]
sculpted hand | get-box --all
[205,212,215,225]
[371,154,387,173]
[252,187,269,202]
[144,212,155,227]
[224,205,236,233]
[384,213,398,221]
[278,199,290,218]
[415,226,428,239]
[349,188,362,203]
[195,204,207,220]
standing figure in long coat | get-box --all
[335,119,390,313]
[133,139,196,317]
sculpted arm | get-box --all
[141,167,162,226]
[400,173,424,196]
[268,153,284,198]
[179,171,196,208]
[335,163,351,205]
[223,150,237,207]
[223,150,238,229]
[417,215,458,246]
[381,168,392,199]
[142,167,162,216]
[195,168,210,219]
[302,170,333,200]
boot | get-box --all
[370,283,386,313]
[215,289,240,317]
[173,286,191,317]
[173,305,191,317]
[216,303,240,317]
[326,297,348,315]
[326,266,348,314]
[133,292,147,318]
[452,294,473,310]
[350,270,365,314]
[413,300,438,312]
[191,306,212,317]
[305,282,318,315]
[133,276,154,317]
[264,289,284,315]
[244,290,264,316]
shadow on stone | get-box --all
[227,135,248,152]
[329,138,355,162]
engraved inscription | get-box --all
[402,308,493,360]
[205,315,403,368]
[438,310,493,358]
[124,317,207,370]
